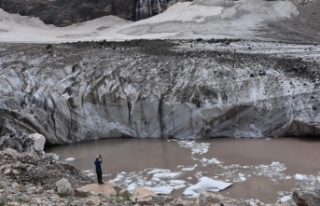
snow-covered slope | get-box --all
[0,0,319,43]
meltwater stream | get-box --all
[46,138,320,203]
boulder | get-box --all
[75,186,92,197]
[27,133,46,152]
[131,187,157,204]
[84,196,101,206]
[198,190,237,206]
[55,178,73,195]
[84,183,117,196]
[293,187,320,206]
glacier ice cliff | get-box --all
[0,40,320,144]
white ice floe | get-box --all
[254,162,286,177]
[153,172,181,179]
[146,186,174,195]
[82,169,95,177]
[151,177,161,182]
[200,157,222,166]
[169,180,187,190]
[294,174,308,180]
[280,196,291,204]
[147,168,170,174]
[127,183,137,191]
[174,140,210,155]
[183,177,232,197]
[65,157,75,161]
[182,164,198,171]
[233,173,247,182]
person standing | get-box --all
[94,155,104,184]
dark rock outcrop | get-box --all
[0,0,133,26]
[0,0,188,26]
[293,187,320,206]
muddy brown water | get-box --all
[45,137,320,203]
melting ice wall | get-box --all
[0,41,320,144]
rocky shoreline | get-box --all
[0,134,319,206]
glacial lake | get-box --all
[45,137,320,203]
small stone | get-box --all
[7,202,20,206]
[47,190,55,194]
[56,178,73,195]
[3,168,11,175]
[12,169,19,175]
[11,182,19,188]
[0,165,6,171]
[84,196,101,206]
[27,186,37,194]
[75,186,92,197]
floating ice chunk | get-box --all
[240,177,246,181]
[169,180,186,190]
[83,169,92,173]
[110,173,125,182]
[169,180,186,185]
[182,167,195,171]
[148,169,170,174]
[172,184,186,190]
[200,157,222,165]
[280,196,291,204]
[188,177,192,179]
[146,186,174,195]
[153,172,181,179]
[65,157,75,161]
[279,175,292,180]
[110,177,122,182]
[127,183,137,191]
[174,140,210,155]
[87,173,94,177]
[182,164,197,171]
[83,170,95,177]
[151,177,161,182]
[207,158,222,165]
[183,177,232,197]
[294,174,307,180]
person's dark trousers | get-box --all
[96,171,103,184]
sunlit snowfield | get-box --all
[46,138,320,203]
